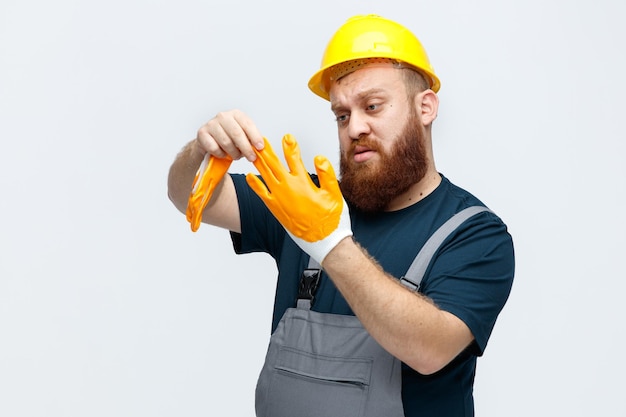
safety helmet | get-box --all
[308,14,440,101]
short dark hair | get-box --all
[401,68,429,99]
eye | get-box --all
[335,113,349,125]
[366,102,382,112]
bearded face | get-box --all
[339,107,429,212]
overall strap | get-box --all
[400,206,491,291]
[307,257,321,269]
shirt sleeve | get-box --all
[421,211,515,356]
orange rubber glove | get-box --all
[186,153,232,232]
[246,134,352,264]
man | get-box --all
[168,14,514,417]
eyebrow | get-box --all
[331,88,388,113]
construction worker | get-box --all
[168,14,514,417]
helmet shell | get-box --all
[308,15,440,100]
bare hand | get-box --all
[196,109,265,161]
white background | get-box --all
[1,0,625,416]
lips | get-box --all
[352,145,375,163]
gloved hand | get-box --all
[186,153,232,232]
[246,134,352,265]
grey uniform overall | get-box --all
[255,206,490,417]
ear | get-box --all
[415,89,439,127]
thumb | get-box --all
[245,173,272,201]
[313,155,340,192]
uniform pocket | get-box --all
[260,346,372,417]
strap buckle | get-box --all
[297,268,322,305]
[400,276,420,292]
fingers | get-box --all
[282,134,306,176]
[253,137,284,185]
[196,109,265,162]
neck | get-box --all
[385,169,441,211]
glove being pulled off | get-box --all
[246,134,352,265]
[186,154,232,232]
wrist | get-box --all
[320,235,356,267]
[289,228,352,266]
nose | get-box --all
[347,111,371,141]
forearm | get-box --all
[321,237,474,375]
[167,140,206,214]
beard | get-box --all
[339,109,429,212]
